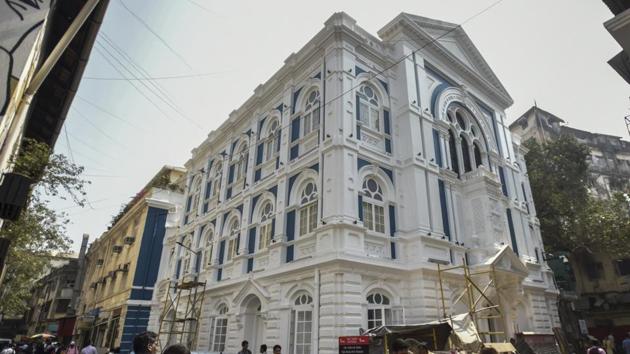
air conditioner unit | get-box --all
[123,236,135,245]
[96,259,104,266]
[112,245,123,253]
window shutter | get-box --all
[389,205,396,236]
[194,253,201,273]
[391,241,396,259]
[276,131,282,152]
[208,318,215,350]
[506,208,518,255]
[384,109,391,134]
[438,180,451,240]
[356,94,361,120]
[433,129,442,167]
[228,164,235,184]
[204,181,212,199]
[286,210,295,241]
[175,259,182,279]
[498,166,508,197]
[247,258,254,273]
[286,245,294,263]
[256,143,264,165]
[358,195,363,221]
[291,117,301,142]
[185,196,192,212]
[271,218,275,239]
[218,240,225,265]
[248,228,256,254]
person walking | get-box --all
[65,342,77,354]
[132,332,159,354]
[622,333,630,354]
[79,340,96,354]
[603,335,615,354]
[588,340,606,354]
[1,343,16,354]
[162,344,190,354]
[238,340,252,354]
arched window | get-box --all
[234,143,248,181]
[185,176,202,223]
[209,304,229,352]
[366,292,402,328]
[299,182,318,236]
[362,177,385,233]
[210,161,223,199]
[303,90,321,135]
[258,201,274,250]
[448,130,460,176]
[358,85,380,131]
[204,228,214,268]
[461,134,472,173]
[181,234,192,276]
[291,293,314,354]
[265,120,280,161]
[227,219,240,261]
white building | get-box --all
[148,12,560,354]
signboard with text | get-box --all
[339,336,370,354]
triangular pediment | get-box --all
[232,278,270,306]
[481,245,529,276]
[378,13,512,105]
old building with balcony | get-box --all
[148,12,560,354]
[74,166,184,353]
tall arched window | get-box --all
[303,90,320,135]
[366,292,402,328]
[362,177,385,233]
[185,176,202,223]
[448,130,460,176]
[258,201,274,250]
[210,161,223,198]
[461,134,472,173]
[358,85,380,131]
[227,219,240,261]
[234,143,248,181]
[291,293,314,354]
[209,304,229,352]
[265,120,280,161]
[445,105,488,178]
[299,182,318,236]
[181,234,192,276]
[204,228,214,268]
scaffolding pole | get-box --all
[157,278,206,351]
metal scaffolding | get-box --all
[157,279,206,351]
[437,259,506,344]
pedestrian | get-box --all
[65,342,77,354]
[238,340,252,354]
[622,333,630,354]
[603,335,615,354]
[588,340,606,354]
[79,340,96,354]
[132,332,159,354]
[259,344,267,354]
[1,343,16,354]
[272,345,281,354]
[390,338,410,354]
[162,344,189,354]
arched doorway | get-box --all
[242,295,264,350]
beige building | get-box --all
[74,167,185,353]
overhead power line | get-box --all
[117,0,193,70]
[70,106,128,149]
[74,94,146,132]
[82,71,230,81]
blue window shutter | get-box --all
[356,94,361,120]
[385,139,392,153]
[390,241,396,259]
[433,129,443,167]
[389,205,396,237]
[203,202,208,214]
[271,218,275,239]
[276,132,281,151]
[175,259,181,279]
[356,125,361,140]
[291,117,301,142]
[248,228,256,254]
[254,169,261,182]
[498,167,508,197]
[256,143,264,165]
[236,235,240,254]
[384,109,391,134]
[194,254,201,273]
[204,181,212,200]
[438,180,451,240]
[185,196,192,212]
[217,268,222,281]
[286,210,295,241]
[290,145,299,160]
[286,245,294,263]
[228,164,235,183]
[247,258,254,273]
[218,240,225,265]
[226,187,232,199]
[358,195,363,221]
[506,208,519,255]
[275,156,280,169]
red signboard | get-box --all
[339,336,370,354]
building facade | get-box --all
[148,13,560,354]
[25,235,90,344]
[74,167,184,353]
[602,0,630,84]
[510,106,630,341]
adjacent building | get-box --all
[25,235,90,344]
[510,106,630,341]
[602,0,630,84]
[148,12,560,354]
[74,167,185,353]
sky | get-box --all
[54,0,630,252]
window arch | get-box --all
[366,291,402,328]
[181,234,193,276]
[445,105,488,177]
[203,227,215,268]
[208,160,223,200]
[357,84,380,131]
[258,200,274,250]
[362,177,385,233]
[298,181,318,236]
[209,304,229,352]
[265,119,280,161]
[226,218,240,261]
[233,142,249,182]
[185,176,202,223]
[303,89,321,135]
[291,292,314,354]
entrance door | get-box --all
[242,295,263,350]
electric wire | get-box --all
[66,130,117,161]
[82,71,230,81]
[74,95,146,132]
[70,106,128,149]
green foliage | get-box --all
[524,135,630,258]
[0,139,89,316]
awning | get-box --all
[484,342,516,353]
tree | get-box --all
[524,135,630,259]
[0,139,89,316]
